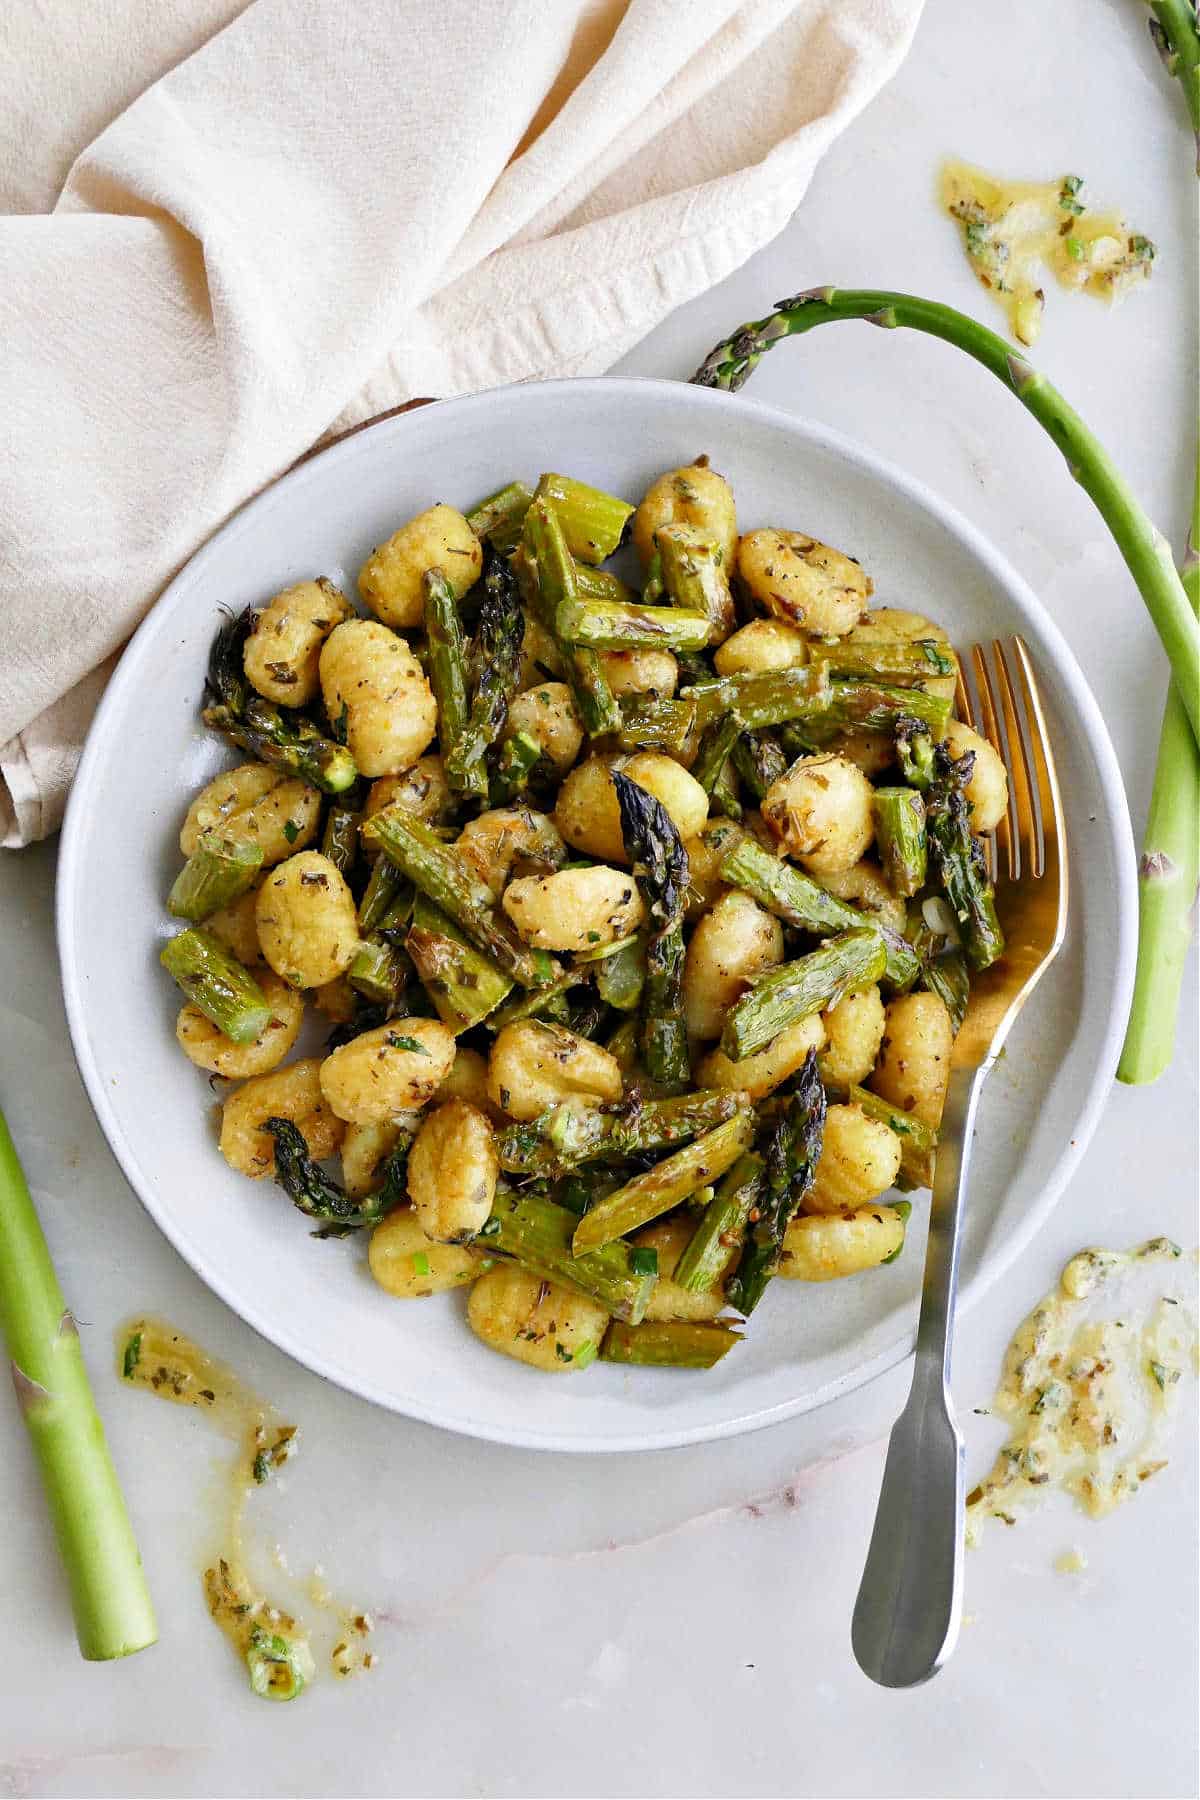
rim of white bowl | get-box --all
[57,376,1138,1453]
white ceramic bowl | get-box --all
[58,378,1136,1452]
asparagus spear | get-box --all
[613,771,690,1089]
[571,1113,756,1253]
[167,831,264,922]
[691,289,1200,745]
[363,805,551,988]
[320,806,360,879]
[641,550,665,605]
[896,717,936,790]
[923,947,970,1036]
[612,696,699,758]
[479,1188,656,1322]
[523,499,620,735]
[673,1153,764,1293]
[925,746,1005,971]
[873,788,927,898]
[405,892,515,1030]
[849,1084,937,1189]
[731,730,788,800]
[0,1106,157,1661]
[726,1052,826,1316]
[264,1119,408,1237]
[202,698,359,795]
[718,835,919,989]
[692,713,743,799]
[423,569,471,781]
[496,1088,744,1176]
[347,920,410,1006]
[357,854,404,931]
[823,678,951,738]
[655,524,736,640]
[555,597,712,652]
[601,1320,742,1368]
[574,564,636,605]
[680,663,833,732]
[205,606,253,713]
[445,549,524,798]
[818,639,956,684]
[490,730,542,804]
[466,479,533,553]
[722,928,887,1060]
[533,473,633,563]
[160,928,272,1043]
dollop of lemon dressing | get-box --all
[966,1239,1197,1548]
[941,160,1155,346]
[119,1317,375,1697]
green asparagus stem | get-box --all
[601,1320,743,1368]
[496,1088,745,1176]
[533,473,634,564]
[923,947,970,1036]
[641,550,665,604]
[818,639,956,685]
[722,928,887,1059]
[925,746,1005,971]
[0,1106,157,1660]
[480,1189,656,1322]
[264,1119,407,1236]
[490,730,542,803]
[731,731,788,801]
[823,678,952,738]
[726,1053,826,1315]
[1147,0,1200,145]
[849,1084,937,1189]
[167,831,264,922]
[574,564,636,605]
[202,700,359,795]
[571,1113,756,1253]
[320,806,360,879]
[691,289,1200,745]
[612,696,699,758]
[466,479,534,553]
[718,835,919,989]
[160,928,273,1043]
[405,892,515,1030]
[655,525,736,639]
[555,597,713,652]
[896,718,936,790]
[446,550,525,797]
[246,1625,312,1700]
[423,569,470,780]
[709,751,743,822]
[593,934,645,1012]
[681,664,833,732]
[364,805,551,987]
[873,788,927,898]
[523,499,620,735]
[674,1153,764,1293]
[604,1015,640,1073]
[347,931,409,1006]
[613,771,690,1089]
[357,854,404,931]
[205,606,253,714]
[692,713,743,797]
[486,965,579,1032]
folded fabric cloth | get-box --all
[0,0,923,846]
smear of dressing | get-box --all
[941,161,1155,345]
[966,1239,1196,1547]
[119,1317,375,1698]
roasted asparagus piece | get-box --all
[873,788,927,898]
[722,929,889,1060]
[726,1052,826,1316]
[849,1084,937,1189]
[533,473,633,564]
[571,1113,756,1253]
[523,499,620,736]
[466,479,534,553]
[925,745,1005,970]
[446,549,524,798]
[203,698,358,795]
[673,1153,764,1293]
[479,1188,656,1322]
[264,1119,407,1236]
[160,929,272,1044]
[167,832,263,922]
[423,569,471,784]
[555,597,713,652]
[495,1088,746,1176]
[613,770,690,1089]
[601,1320,743,1367]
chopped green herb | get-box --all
[1129,234,1155,263]
[554,1342,573,1363]
[1148,1360,1178,1392]
[282,818,300,845]
[1059,174,1085,214]
[411,1251,431,1277]
[387,1034,429,1054]
[122,1332,142,1379]
[331,701,350,745]
[1065,236,1085,261]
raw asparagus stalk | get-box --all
[673,1153,764,1293]
[445,550,524,798]
[423,569,470,777]
[691,288,1200,745]
[613,771,690,1089]
[320,806,360,879]
[466,479,534,553]
[593,934,645,1012]
[555,597,713,652]
[480,1188,656,1322]
[496,1088,745,1176]
[167,831,263,922]
[0,1106,157,1661]
[873,788,927,898]
[405,892,514,1030]
[533,473,634,564]
[655,523,736,640]
[601,1319,742,1368]
[203,699,359,795]
[612,696,699,758]
[819,639,956,684]
[490,730,541,803]
[680,663,833,732]
[364,805,551,987]
[849,1084,937,1189]
[1147,0,1200,142]
[523,499,620,735]
[722,928,887,1059]
[731,731,787,800]
[896,718,936,790]
[726,1052,826,1315]
[160,928,272,1043]
[925,747,1005,971]
[718,835,919,989]
[264,1119,407,1236]
[571,1113,756,1253]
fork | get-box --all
[851,636,1069,1689]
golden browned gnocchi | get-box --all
[180,767,321,867]
[366,757,452,826]
[632,463,738,569]
[804,1104,903,1214]
[762,753,875,874]
[255,852,360,989]
[456,807,565,898]
[341,1119,407,1198]
[816,859,907,933]
[319,1018,455,1124]
[681,818,742,918]
[320,619,437,778]
[779,1206,907,1281]
[243,578,354,706]
[358,503,482,628]
[177,970,303,1078]
[696,1014,826,1101]
[737,528,871,638]
[204,883,265,965]
[406,1099,498,1242]
[634,1216,732,1322]
[554,752,708,863]
[502,682,584,774]
[501,865,644,952]
[713,617,808,678]
[219,1057,345,1178]
[487,1021,622,1121]
[870,992,954,1130]
[369,1208,490,1298]
[436,1046,504,1121]
[682,889,783,1041]
[818,985,887,1090]
[466,1265,609,1371]
[598,648,678,697]
[945,720,1009,832]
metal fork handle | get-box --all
[850,1059,991,1688]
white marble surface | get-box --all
[1,0,1197,1793]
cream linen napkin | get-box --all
[0,0,923,846]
